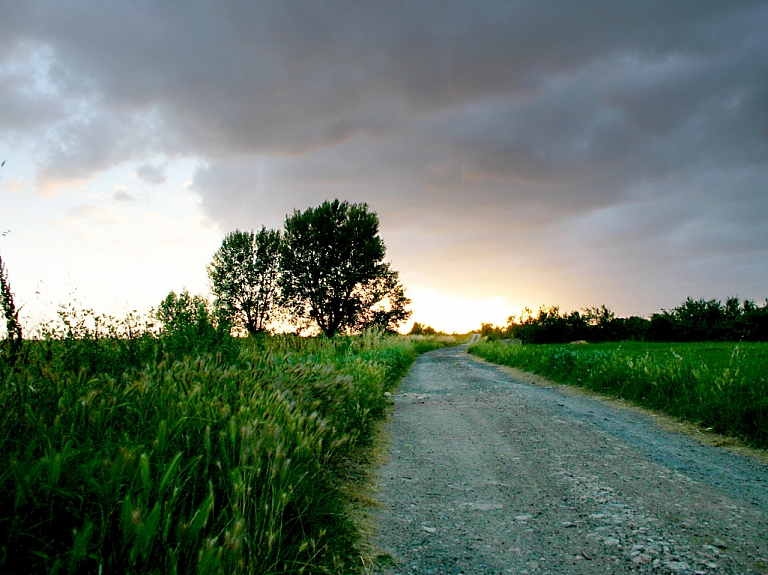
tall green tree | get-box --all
[280,199,411,337]
[208,227,281,336]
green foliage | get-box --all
[35,304,160,378]
[506,297,768,344]
[0,254,22,365]
[350,265,411,334]
[209,228,282,336]
[469,340,768,448]
[510,306,604,343]
[280,199,411,337]
[647,297,768,342]
[28,294,236,379]
[0,312,438,574]
[480,322,506,341]
[408,336,458,354]
[156,289,211,333]
[156,290,238,362]
[409,322,440,336]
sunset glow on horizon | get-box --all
[403,288,521,335]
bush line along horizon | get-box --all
[479,297,768,344]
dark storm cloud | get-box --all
[4,1,765,154]
[0,75,62,133]
[2,0,768,312]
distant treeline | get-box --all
[481,297,768,344]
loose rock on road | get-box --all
[373,345,768,574]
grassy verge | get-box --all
[406,334,466,354]
[0,331,454,574]
[468,341,768,449]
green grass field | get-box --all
[468,341,768,449]
[0,331,452,575]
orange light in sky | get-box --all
[404,287,520,334]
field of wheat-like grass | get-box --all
[0,329,453,575]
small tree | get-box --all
[208,227,281,336]
[280,199,411,337]
[156,289,237,361]
[0,254,22,364]
[156,289,213,335]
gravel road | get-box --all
[372,345,768,574]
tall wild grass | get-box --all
[469,341,768,448]
[0,309,450,574]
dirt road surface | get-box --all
[373,345,768,574]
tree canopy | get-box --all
[208,227,281,336]
[156,289,213,335]
[279,199,411,337]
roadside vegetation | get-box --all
[0,199,456,573]
[471,296,768,449]
[0,305,453,574]
[469,340,768,449]
[480,297,768,344]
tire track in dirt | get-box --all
[372,345,768,574]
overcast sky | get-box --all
[1,1,767,333]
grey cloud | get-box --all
[190,161,279,229]
[535,164,768,310]
[35,108,167,190]
[0,46,67,133]
[0,79,62,133]
[427,46,768,200]
[561,165,768,256]
[5,1,766,158]
[113,190,136,202]
[136,163,166,185]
